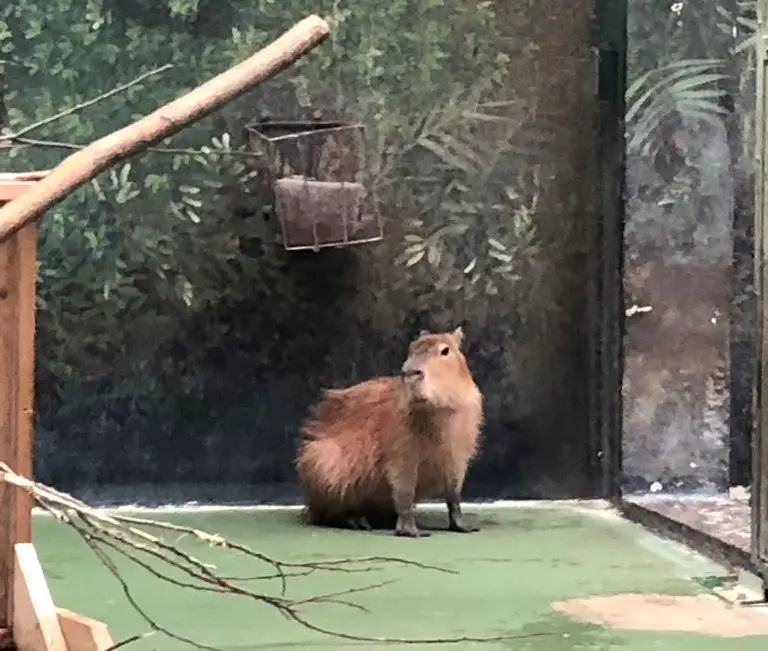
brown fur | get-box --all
[295,327,483,536]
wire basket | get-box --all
[245,118,383,251]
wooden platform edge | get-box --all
[13,543,66,651]
[56,610,114,651]
[0,173,50,204]
[13,543,113,651]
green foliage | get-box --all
[0,0,552,483]
[627,0,757,128]
[625,0,757,237]
[625,0,757,155]
[626,59,729,157]
[627,0,748,76]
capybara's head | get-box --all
[400,327,476,408]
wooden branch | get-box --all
[0,14,330,244]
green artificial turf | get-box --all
[31,503,768,650]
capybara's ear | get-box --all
[419,329,430,337]
[452,326,464,345]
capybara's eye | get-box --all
[440,346,450,356]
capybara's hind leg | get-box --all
[304,505,364,530]
[338,508,372,530]
[363,507,397,530]
[445,482,479,534]
[347,513,372,531]
[388,465,429,538]
[320,512,372,530]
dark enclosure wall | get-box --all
[1,0,615,505]
[621,0,757,494]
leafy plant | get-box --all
[626,58,729,157]
[624,0,757,241]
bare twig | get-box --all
[0,65,173,143]
[6,135,258,158]
[100,511,458,581]
[102,632,156,651]
[0,463,551,647]
[79,532,219,651]
[76,518,231,596]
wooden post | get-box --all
[0,172,45,636]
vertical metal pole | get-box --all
[752,0,768,583]
[589,0,627,500]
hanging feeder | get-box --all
[245,117,383,251]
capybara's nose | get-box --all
[402,368,424,380]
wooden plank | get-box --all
[0,200,37,630]
[12,544,66,651]
[14,223,36,547]
[0,228,21,630]
[0,173,50,183]
[0,173,49,204]
[0,184,39,204]
[57,609,114,651]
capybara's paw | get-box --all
[394,519,430,538]
[449,520,480,533]
[394,527,431,538]
[348,516,372,531]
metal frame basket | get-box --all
[245,118,383,251]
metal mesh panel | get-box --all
[621,0,763,574]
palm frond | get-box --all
[626,58,729,156]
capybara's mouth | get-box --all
[404,384,429,402]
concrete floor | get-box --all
[626,492,752,553]
[31,502,768,650]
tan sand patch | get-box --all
[552,593,768,638]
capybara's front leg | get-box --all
[446,483,479,533]
[389,465,429,538]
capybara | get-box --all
[295,326,483,538]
